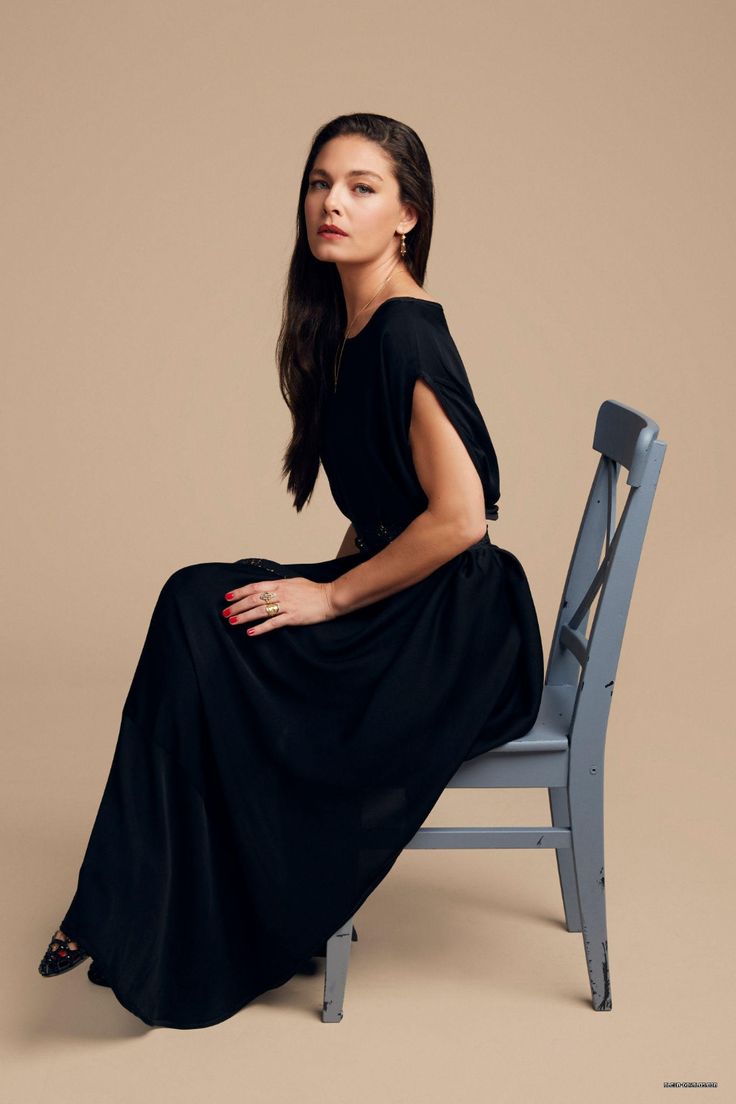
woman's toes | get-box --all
[54,928,79,951]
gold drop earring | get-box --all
[400,232,406,258]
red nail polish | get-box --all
[229,616,238,624]
[225,592,234,600]
[246,629,254,635]
[222,608,231,616]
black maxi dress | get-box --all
[59,297,544,1029]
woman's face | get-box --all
[304,134,412,264]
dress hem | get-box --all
[59,922,317,1030]
[61,710,500,1029]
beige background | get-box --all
[2,0,733,1100]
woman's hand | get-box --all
[221,578,338,636]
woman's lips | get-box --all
[318,228,348,238]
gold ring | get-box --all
[264,602,280,618]
[259,591,277,602]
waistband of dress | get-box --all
[354,519,492,557]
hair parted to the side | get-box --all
[276,112,435,512]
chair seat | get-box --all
[486,682,576,755]
[446,683,575,789]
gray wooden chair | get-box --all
[321,398,667,1022]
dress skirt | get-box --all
[60,532,543,1028]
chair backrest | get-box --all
[546,400,667,765]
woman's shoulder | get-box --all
[378,295,457,353]
[348,295,445,344]
[376,297,450,358]
[377,295,446,328]
[367,297,473,400]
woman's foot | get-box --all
[38,928,90,977]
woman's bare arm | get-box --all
[326,379,486,616]
[335,522,358,559]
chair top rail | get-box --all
[593,399,660,487]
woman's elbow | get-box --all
[431,508,487,553]
[459,517,488,548]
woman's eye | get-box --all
[308,181,373,194]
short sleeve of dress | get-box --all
[380,307,501,522]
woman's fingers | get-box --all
[245,614,286,636]
[221,581,281,625]
[223,592,287,636]
[221,578,286,631]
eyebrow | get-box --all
[309,167,384,181]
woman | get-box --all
[37,112,544,1029]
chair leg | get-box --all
[548,786,582,931]
[569,775,613,1011]
[322,917,355,1023]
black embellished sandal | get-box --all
[38,929,90,977]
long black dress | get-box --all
[59,296,544,1029]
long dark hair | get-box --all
[277,112,435,512]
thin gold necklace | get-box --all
[333,261,402,393]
